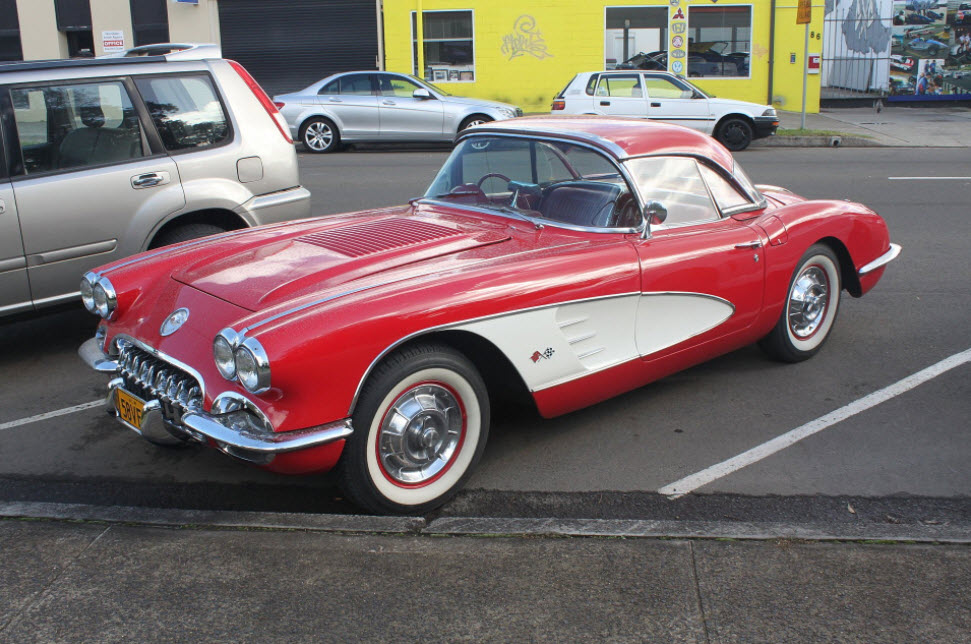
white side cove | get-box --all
[454,293,734,392]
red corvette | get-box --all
[79,117,900,514]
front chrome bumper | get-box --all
[80,337,353,463]
[858,243,902,276]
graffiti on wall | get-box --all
[501,16,554,60]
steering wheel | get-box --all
[476,172,511,188]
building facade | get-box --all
[383,0,826,112]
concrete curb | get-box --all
[2,501,968,543]
[751,135,883,148]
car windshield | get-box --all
[410,75,451,96]
[677,76,713,98]
[423,136,643,230]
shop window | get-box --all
[0,0,23,62]
[412,10,475,82]
[605,7,668,70]
[687,6,752,78]
[129,0,169,47]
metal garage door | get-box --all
[218,0,378,96]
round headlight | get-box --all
[213,333,237,380]
[80,277,95,313]
[92,283,108,317]
[234,337,271,394]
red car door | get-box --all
[625,156,766,358]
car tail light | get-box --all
[227,59,293,144]
[551,99,565,111]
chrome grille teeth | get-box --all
[116,344,203,426]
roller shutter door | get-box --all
[218,0,378,97]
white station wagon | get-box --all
[552,70,779,151]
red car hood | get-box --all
[170,206,514,311]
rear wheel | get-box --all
[301,117,340,153]
[759,244,842,363]
[716,117,754,151]
[150,222,226,249]
[338,343,490,514]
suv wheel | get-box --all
[150,223,227,249]
[301,117,340,153]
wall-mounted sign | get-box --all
[173,0,199,4]
[668,1,688,76]
[102,30,125,53]
[807,53,821,74]
[796,0,811,25]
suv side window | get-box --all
[133,74,229,151]
[10,81,145,174]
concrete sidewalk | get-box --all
[757,105,971,147]
[1,516,967,642]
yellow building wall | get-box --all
[383,0,822,114]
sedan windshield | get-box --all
[424,137,643,230]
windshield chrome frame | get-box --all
[418,132,647,236]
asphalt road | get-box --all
[0,146,968,524]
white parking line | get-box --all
[888,177,971,180]
[658,348,971,499]
[0,401,103,432]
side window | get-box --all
[698,164,752,211]
[134,75,229,151]
[585,74,599,96]
[625,157,719,226]
[10,81,145,174]
[340,74,374,96]
[318,79,339,95]
[379,75,422,98]
[643,76,694,100]
[596,74,643,98]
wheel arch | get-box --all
[715,112,755,132]
[299,112,341,137]
[459,112,495,131]
[351,329,534,417]
[817,236,863,297]
[149,209,247,249]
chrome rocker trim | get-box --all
[858,243,901,276]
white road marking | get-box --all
[658,348,971,499]
[0,401,103,432]
[888,177,971,180]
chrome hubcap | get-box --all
[788,266,829,338]
[378,384,463,485]
[305,122,332,150]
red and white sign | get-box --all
[102,30,126,53]
[807,54,821,74]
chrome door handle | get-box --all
[382,100,396,105]
[734,240,762,249]
[328,98,343,102]
[131,172,165,188]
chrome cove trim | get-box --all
[456,128,628,160]
[242,283,388,334]
[112,334,207,399]
[349,291,640,412]
[418,199,641,236]
[858,243,901,276]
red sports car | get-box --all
[79,117,900,514]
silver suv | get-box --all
[0,55,311,319]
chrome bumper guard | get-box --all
[82,337,353,463]
[859,243,902,276]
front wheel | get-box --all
[759,244,842,363]
[338,343,490,515]
[716,117,754,151]
[460,115,493,131]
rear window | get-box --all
[133,74,229,151]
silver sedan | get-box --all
[273,71,522,153]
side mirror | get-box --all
[413,88,432,100]
[645,200,668,226]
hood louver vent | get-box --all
[297,219,465,258]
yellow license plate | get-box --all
[115,388,145,430]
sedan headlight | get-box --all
[762,108,778,117]
[235,337,271,394]
[496,107,518,119]
[80,273,117,319]
[213,328,240,380]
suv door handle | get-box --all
[131,172,168,189]
[734,240,762,249]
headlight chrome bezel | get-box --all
[81,272,117,319]
[212,328,271,395]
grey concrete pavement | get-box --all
[0,517,967,643]
[763,105,971,147]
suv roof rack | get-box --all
[0,56,169,73]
